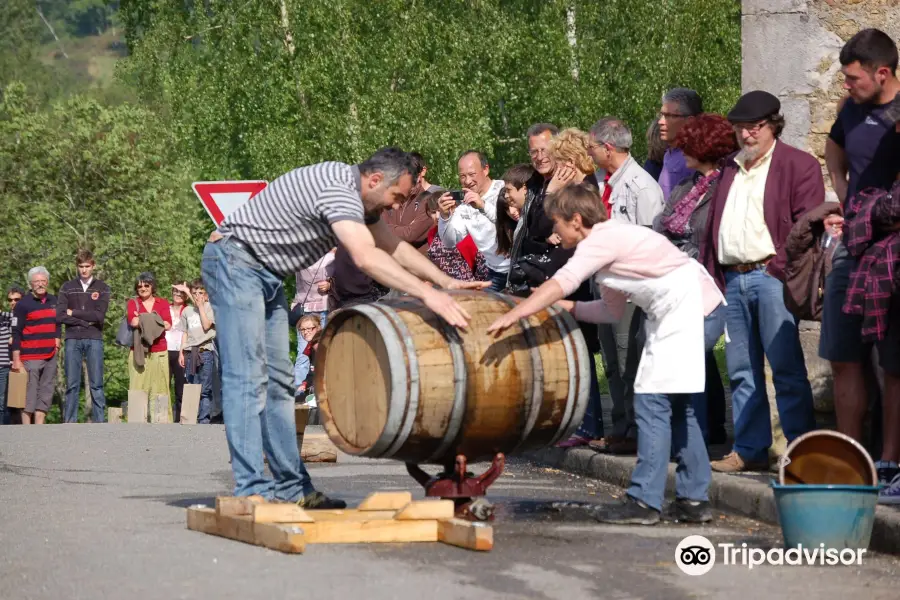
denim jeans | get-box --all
[0,366,8,425]
[64,338,107,423]
[627,392,711,511]
[688,306,726,443]
[202,236,314,501]
[487,268,508,292]
[575,353,605,439]
[185,350,215,424]
[723,269,815,463]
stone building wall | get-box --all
[742,0,900,200]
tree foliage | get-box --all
[0,83,209,402]
[118,0,741,185]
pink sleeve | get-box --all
[551,228,618,296]
[572,289,628,324]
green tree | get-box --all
[0,83,210,407]
[118,0,740,184]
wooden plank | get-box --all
[357,491,413,511]
[108,407,123,423]
[151,394,170,423]
[300,432,338,463]
[300,519,438,545]
[126,390,148,423]
[181,384,201,424]
[216,495,266,517]
[438,519,493,552]
[394,500,455,521]
[295,404,310,435]
[252,504,314,523]
[187,507,305,553]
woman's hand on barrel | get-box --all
[423,289,471,328]
[553,299,575,312]
[486,311,521,336]
[444,279,490,291]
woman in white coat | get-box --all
[487,183,725,525]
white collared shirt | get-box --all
[80,277,93,292]
[717,143,778,265]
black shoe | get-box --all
[672,498,713,523]
[877,467,900,486]
[298,491,347,510]
[592,495,660,525]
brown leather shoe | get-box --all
[710,451,768,473]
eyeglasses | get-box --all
[137,283,152,289]
[659,111,688,120]
[7,297,21,303]
[731,120,769,136]
[528,148,549,158]
[299,327,319,333]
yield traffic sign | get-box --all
[192,180,269,226]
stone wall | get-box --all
[742,0,900,200]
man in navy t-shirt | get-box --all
[820,28,900,501]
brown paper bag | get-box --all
[7,370,28,409]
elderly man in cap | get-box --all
[700,90,822,473]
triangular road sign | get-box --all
[192,180,269,226]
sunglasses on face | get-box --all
[137,283,152,289]
[8,297,21,303]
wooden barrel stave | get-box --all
[316,291,589,464]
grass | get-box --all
[593,335,729,395]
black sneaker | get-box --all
[592,495,660,525]
[298,491,347,510]
[672,498,713,523]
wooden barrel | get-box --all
[315,290,590,464]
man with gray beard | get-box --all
[700,91,822,474]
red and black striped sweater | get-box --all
[11,293,60,362]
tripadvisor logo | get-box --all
[675,535,867,575]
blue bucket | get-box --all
[771,482,879,550]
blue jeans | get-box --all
[64,338,107,423]
[627,392,711,511]
[185,350,215,424]
[688,306,726,443]
[0,366,8,425]
[575,353,604,439]
[487,268,508,292]
[724,269,815,463]
[202,236,314,501]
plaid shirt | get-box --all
[0,310,13,368]
[843,185,900,341]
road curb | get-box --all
[526,447,900,556]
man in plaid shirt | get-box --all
[1,286,24,425]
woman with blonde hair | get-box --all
[546,129,601,197]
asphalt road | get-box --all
[0,425,897,600]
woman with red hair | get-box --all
[654,113,738,447]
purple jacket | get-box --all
[701,140,826,292]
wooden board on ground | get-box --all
[151,394,170,423]
[108,407,123,423]
[7,370,27,409]
[181,384,201,424]
[127,390,148,423]
[186,491,492,553]
[300,432,338,463]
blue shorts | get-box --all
[819,245,900,376]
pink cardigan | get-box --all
[552,221,723,322]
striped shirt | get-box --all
[0,311,14,368]
[11,294,60,362]
[218,162,367,277]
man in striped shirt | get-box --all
[203,147,486,509]
[11,267,61,425]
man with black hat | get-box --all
[700,90,821,473]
